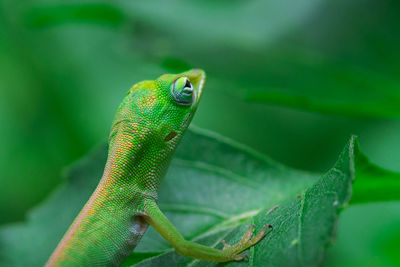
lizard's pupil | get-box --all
[184,79,192,89]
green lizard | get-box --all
[46,69,270,266]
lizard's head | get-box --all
[153,69,205,145]
[112,69,205,149]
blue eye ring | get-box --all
[171,77,194,105]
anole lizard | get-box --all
[46,69,270,266]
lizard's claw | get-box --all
[223,224,272,261]
[233,253,248,261]
[222,240,231,250]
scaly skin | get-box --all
[47,69,269,266]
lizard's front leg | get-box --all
[143,199,272,262]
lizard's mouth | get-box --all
[180,69,206,105]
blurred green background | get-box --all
[0,0,399,266]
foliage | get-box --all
[1,128,398,266]
[0,0,399,266]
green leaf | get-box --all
[351,145,400,204]
[130,130,355,266]
[189,0,400,119]
[0,127,391,266]
[24,3,125,27]
[120,0,322,48]
[325,202,400,267]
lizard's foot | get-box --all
[222,224,273,261]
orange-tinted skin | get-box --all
[46,70,205,266]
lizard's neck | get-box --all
[105,121,174,198]
[46,128,172,266]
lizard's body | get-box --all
[47,70,269,266]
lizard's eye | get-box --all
[171,77,194,105]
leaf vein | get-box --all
[297,191,306,266]
[160,203,229,219]
[173,158,261,189]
